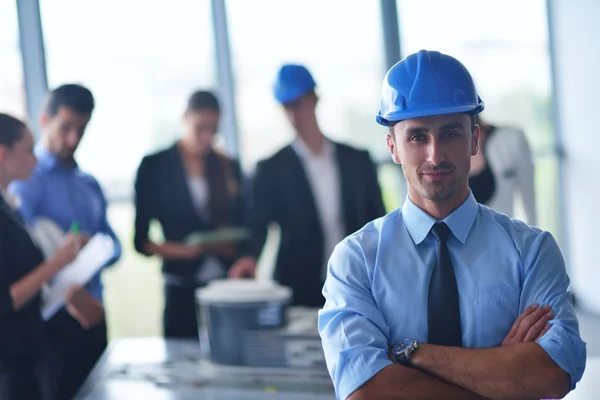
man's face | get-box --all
[387,113,479,204]
[1,128,37,182]
[41,106,91,161]
[283,93,317,131]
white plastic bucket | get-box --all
[196,279,292,366]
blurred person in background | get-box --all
[469,115,537,225]
[0,113,83,400]
[9,84,122,400]
[228,64,385,307]
[134,90,244,339]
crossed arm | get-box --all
[408,343,566,400]
[351,305,564,400]
[342,307,567,400]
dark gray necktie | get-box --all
[428,222,462,346]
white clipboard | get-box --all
[40,233,115,321]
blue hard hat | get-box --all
[273,64,317,104]
[376,50,484,126]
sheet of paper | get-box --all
[28,218,67,259]
[41,233,115,320]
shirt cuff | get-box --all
[537,323,587,390]
[335,346,393,400]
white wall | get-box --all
[550,0,600,312]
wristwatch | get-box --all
[391,339,419,366]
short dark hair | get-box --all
[45,84,95,117]
[0,113,26,149]
[186,90,220,114]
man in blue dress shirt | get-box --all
[10,84,122,399]
[318,50,586,400]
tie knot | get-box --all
[431,222,451,242]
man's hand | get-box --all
[228,256,257,278]
[81,233,92,246]
[502,303,553,346]
[393,303,566,399]
[48,233,84,272]
[65,284,105,329]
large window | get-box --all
[398,0,558,234]
[0,1,26,118]
[42,0,216,196]
[227,0,389,170]
[41,0,216,338]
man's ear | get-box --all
[312,92,319,108]
[471,125,480,156]
[386,134,401,165]
[39,112,50,130]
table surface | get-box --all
[75,337,599,400]
[75,337,335,400]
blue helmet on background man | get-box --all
[273,64,317,105]
[376,49,484,126]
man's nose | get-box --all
[67,130,80,146]
[426,139,446,166]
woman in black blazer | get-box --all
[134,91,244,339]
[0,114,82,399]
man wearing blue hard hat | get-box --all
[228,64,385,308]
[319,50,585,400]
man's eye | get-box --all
[410,134,425,142]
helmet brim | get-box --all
[376,102,485,127]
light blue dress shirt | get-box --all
[318,192,586,400]
[9,144,122,303]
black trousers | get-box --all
[0,354,43,400]
[163,284,201,339]
[43,308,107,400]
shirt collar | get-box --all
[291,136,334,160]
[401,191,478,245]
[35,143,78,171]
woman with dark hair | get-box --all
[0,113,82,399]
[133,91,245,339]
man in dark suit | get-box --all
[229,64,385,307]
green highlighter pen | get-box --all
[70,221,80,234]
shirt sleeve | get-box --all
[133,156,154,256]
[8,175,43,225]
[243,161,276,259]
[318,238,393,400]
[520,231,586,390]
[91,179,122,267]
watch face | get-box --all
[392,343,403,355]
[399,338,413,349]
[393,339,416,365]
[394,339,412,354]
